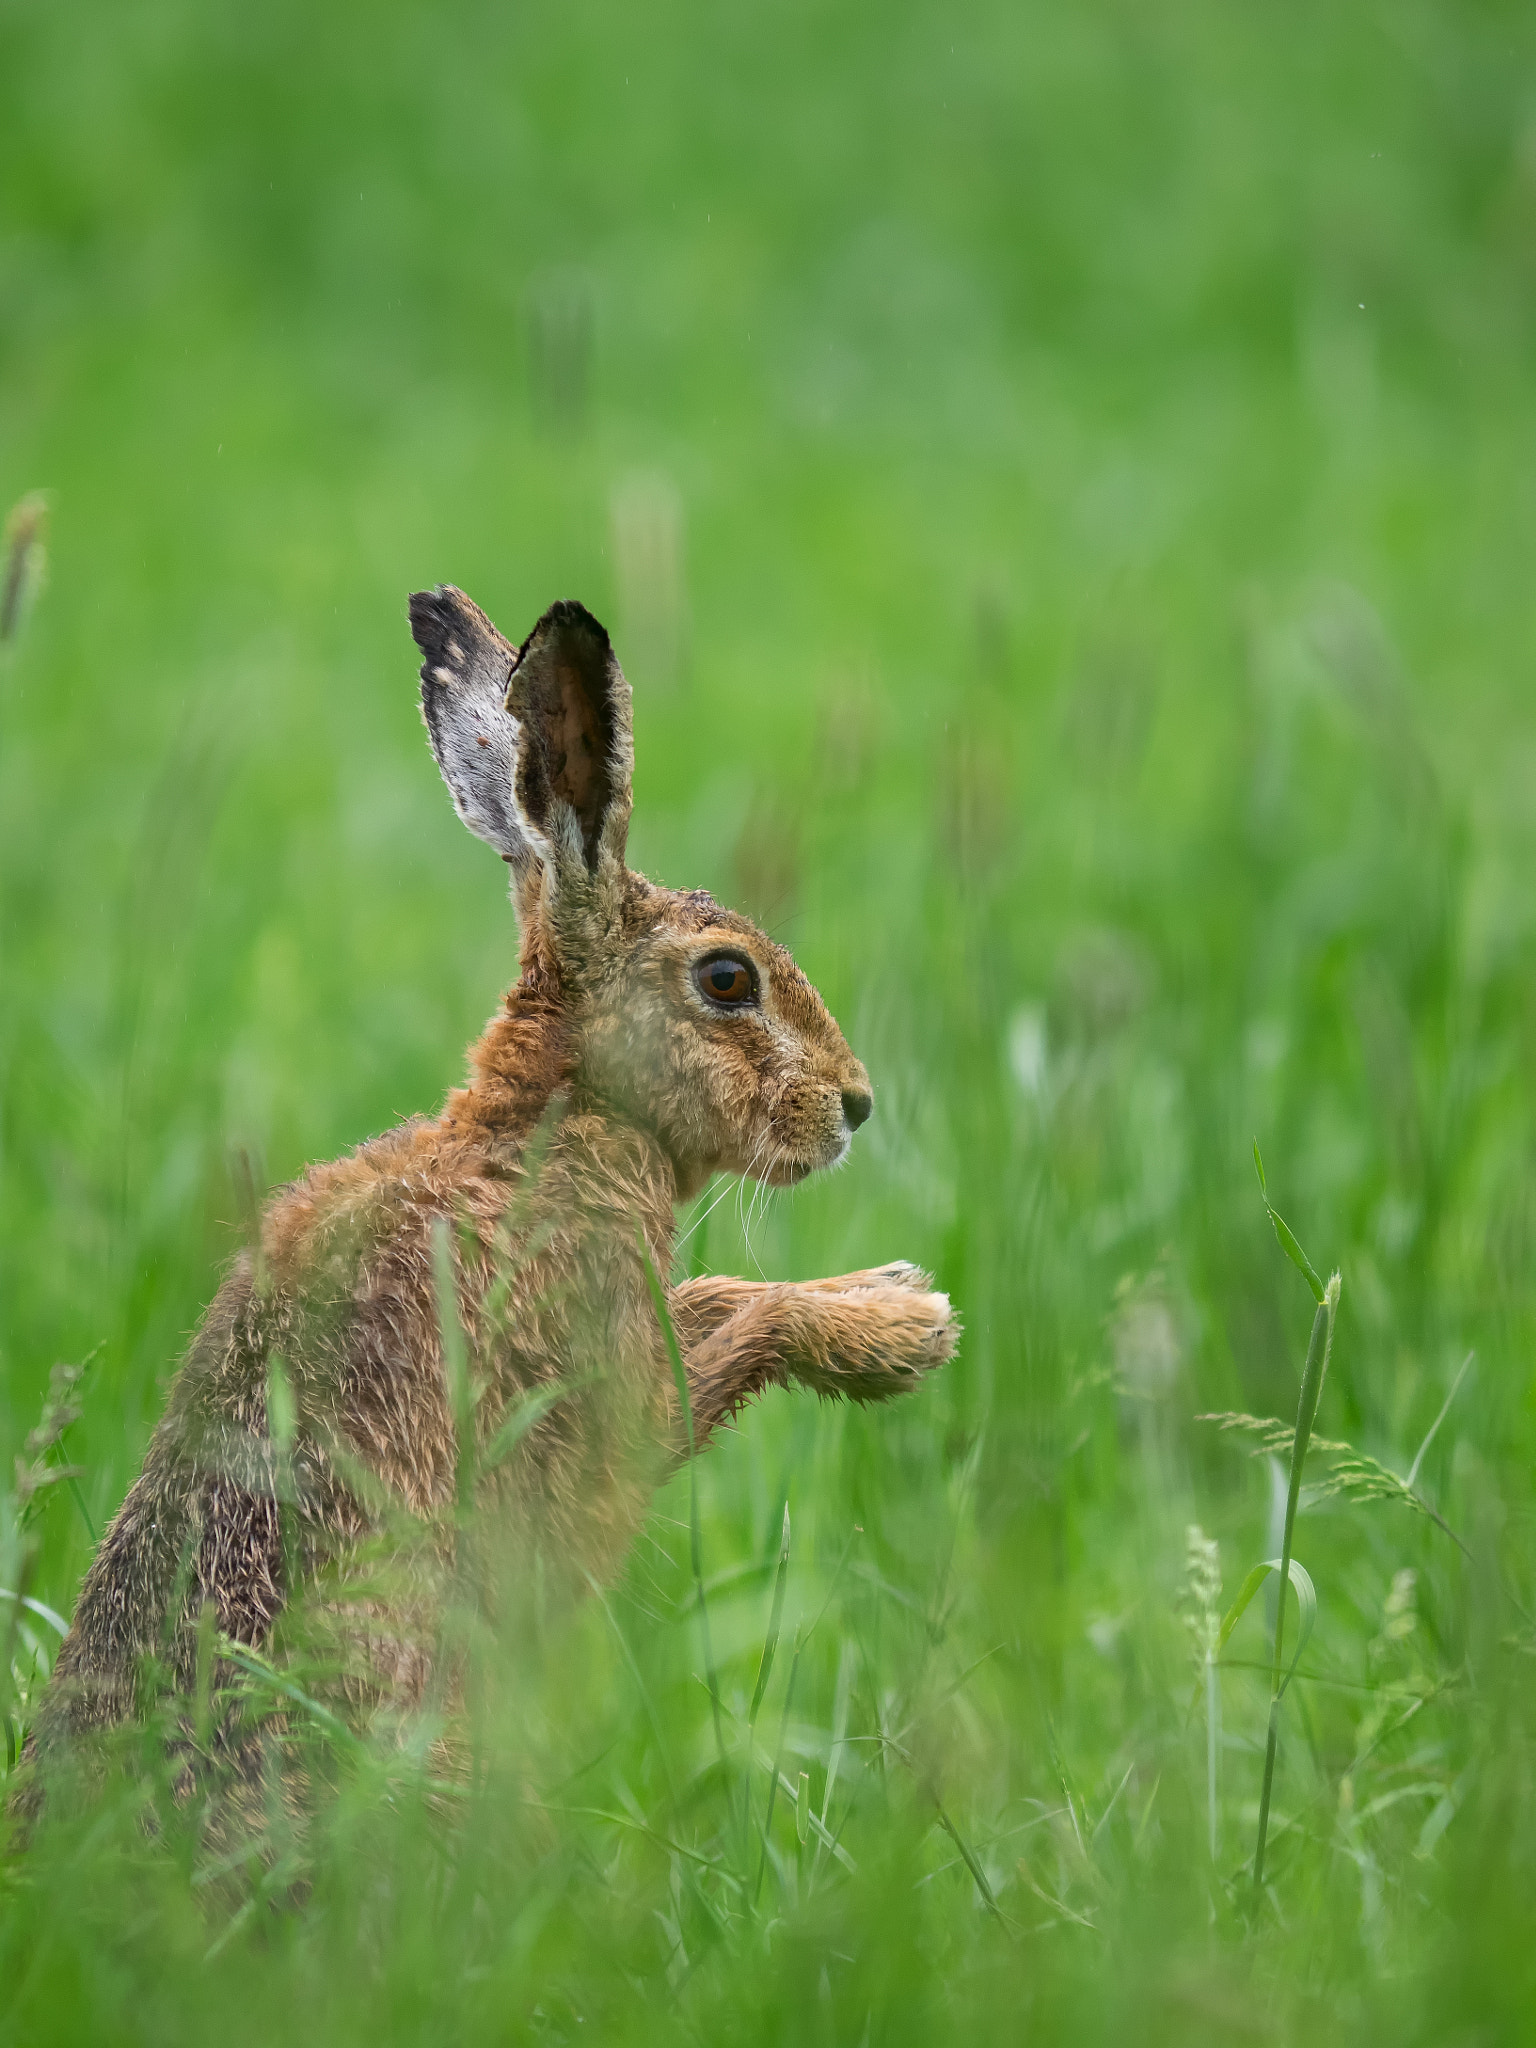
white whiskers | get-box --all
[680,1128,774,1271]
[742,1139,788,1279]
[675,1127,805,1281]
[674,1166,742,1261]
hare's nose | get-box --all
[841,1087,873,1131]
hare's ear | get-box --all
[411,585,530,868]
[506,600,633,879]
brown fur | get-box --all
[19,589,956,1808]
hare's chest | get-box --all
[493,1123,677,1422]
[500,1218,667,1401]
[583,1243,672,1407]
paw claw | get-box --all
[850,1260,933,1293]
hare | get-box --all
[20,589,956,1796]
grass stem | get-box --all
[638,1229,732,1846]
[1253,1272,1339,1894]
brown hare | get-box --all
[20,588,956,1795]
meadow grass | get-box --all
[5,0,1536,2037]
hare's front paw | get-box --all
[895,1285,958,1371]
[816,1279,958,1400]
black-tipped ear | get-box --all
[507,600,633,873]
[410,586,527,864]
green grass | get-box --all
[5,0,1536,2036]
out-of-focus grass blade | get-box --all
[551,1803,747,1888]
[430,1217,476,1516]
[266,1353,297,1459]
[217,1638,363,1753]
[749,1503,791,1730]
[1,490,48,644]
[816,1637,856,1857]
[741,1502,792,1880]
[1406,1349,1476,1491]
[638,1228,694,1466]
[755,1623,803,1903]
[580,1568,677,1811]
[754,1752,857,1872]
[482,1373,594,1474]
[1253,1276,1337,1892]
[1217,1558,1317,1699]
[0,1587,69,1636]
[934,1801,1005,1924]
[1253,1141,1325,1304]
[637,1229,732,1848]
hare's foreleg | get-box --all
[669,1264,939,1348]
[666,1273,954,1456]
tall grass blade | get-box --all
[1,491,48,644]
[934,1800,1005,1924]
[430,1216,475,1518]
[754,1623,803,1904]
[638,1229,732,1843]
[1253,1141,1326,1305]
[1405,1349,1475,1491]
[580,1569,678,1811]
[813,1636,856,1879]
[749,1504,792,1729]
[739,1502,792,1879]
[1205,1649,1220,1866]
[1253,1274,1339,1893]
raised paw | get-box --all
[793,1279,959,1403]
[892,1285,959,1370]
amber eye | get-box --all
[695,955,756,1007]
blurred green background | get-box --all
[5,0,1536,2038]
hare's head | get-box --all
[411,587,872,1200]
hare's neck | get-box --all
[440,976,574,1157]
[553,1111,681,1262]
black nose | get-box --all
[841,1088,873,1131]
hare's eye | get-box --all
[695,956,756,1008]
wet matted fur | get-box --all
[18,587,957,1811]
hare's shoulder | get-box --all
[262,1114,515,1294]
